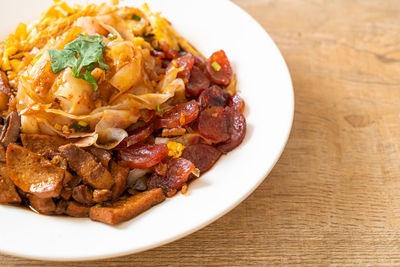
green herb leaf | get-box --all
[77,70,98,91]
[48,49,77,74]
[48,34,109,90]
[132,15,141,21]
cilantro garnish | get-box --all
[48,34,110,91]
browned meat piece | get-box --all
[0,163,20,203]
[59,144,114,189]
[110,161,129,200]
[21,134,72,158]
[90,188,166,225]
[93,189,112,203]
[27,194,56,214]
[0,143,6,162]
[62,171,74,187]
[72,185,93,206]
[7,144,65,198]
[60,188,72,200]
[65,201,90,217]
[85,147,112,168]
[64,175,81,188]
[0,111,21,147]
[55,199,68,214]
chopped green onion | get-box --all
[211,61,221,71]
[156,104,162,115]
[107,33,117,40]
[142,32,154,39]
[70,121,90,132]
[132,15,141,21]
[160,185,167,194]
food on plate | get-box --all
[0,0,246,225]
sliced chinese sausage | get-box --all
[193,54,206,70]
[218,107,247,153]
[21,134,72,158]
[148,158,195,197]
[0,163,21,203]
[117,144,168,169]
[90,188,166,225]
[59,144,114,189]
[198,106,230,143]
[227,94,245,113]
[198,85,229,110]
[119,122,154,148]
[179,52,206,70]
[155,100,199,129]
[181,144,222,173]
[205,50,233,86]
[7,144,64,198]
[110,161,129,200]
[176,53,195,84]
[161,42,179,59]
[27,195,56,215]
[72,185,93,206]
[186,66,210,97]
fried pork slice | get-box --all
[59,144,114,189]
[110,161,129,201]
[0,163,21,203]
[27,194,56,214]
[90,188,166,225]
[6,144,65,198]
[21,134,72,158]
[85,147,112,168]
[66,201,90,217]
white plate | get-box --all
[0,0,293,261]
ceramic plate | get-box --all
[0,0,293,261]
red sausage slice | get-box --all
[176,53,195,84]
[148,158,195,197]
[186,66,210,97]
[155,100,199,129]
[198,106,230,143]
[218,107,247,153]
[227,94,245,113]
[205,50,233,86]
[119,123,154,148]
[198,85,229,110]
[181,143,222,173]
[118,144,168,169]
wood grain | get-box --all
[2,0,400,265]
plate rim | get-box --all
[0,0,294,261]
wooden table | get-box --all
[2,0,400,265]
